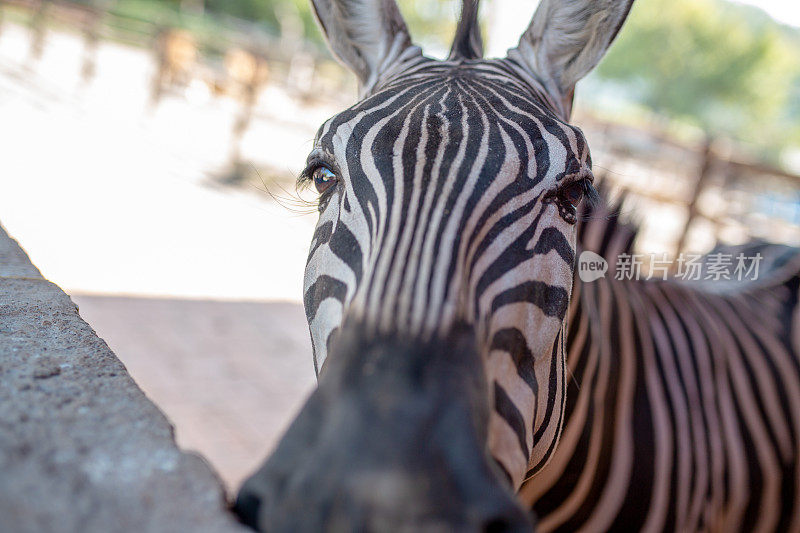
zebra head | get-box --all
[237,0,632,530]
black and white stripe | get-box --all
[523,200,800,531]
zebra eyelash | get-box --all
[579,179,601,209]
[576,181,614,223]
[544,176,602,225]
[550,176,600,204]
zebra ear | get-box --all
[311,0,415,94]
[508,0,634,118]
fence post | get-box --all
[228,49,269,172]
[675,137,715,255]
[80,4,101,84]
[0,1,5,40]
[29,0,50,61]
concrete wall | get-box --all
[0,223,245,533]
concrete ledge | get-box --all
[0,226,42,279]
[0,224,245,533]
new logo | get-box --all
[578,251,608,282]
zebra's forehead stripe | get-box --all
[384,103,433,331]
[405,88,455,336]
[317,78,433,146]
[459,81,539,180]
[428,92,491,335]
[371,104,417,333]
[471,79,575,181]
[411,92,473,334]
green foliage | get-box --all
[595,0,800,152]
[397,0,458,54]
[128,0,457,51]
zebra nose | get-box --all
[476,499,535,533]
[481,513,533,533]
[233,488,261,530]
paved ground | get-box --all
[72,294,316,492]
[0,22,326,493]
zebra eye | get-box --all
[560,180,586,208]
[312,166,338,194]
[552,178,595,224]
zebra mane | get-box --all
[576,184,639,260]
[577,186,800,295]
[449,0,483,60]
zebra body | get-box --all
[525,212,800,532]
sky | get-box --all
[736,0,800,27]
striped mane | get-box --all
[576,186,800,292]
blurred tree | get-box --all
[204,0,282,30]
[595,0,800,154]
[397,0,458,55]
[169,0,457,52]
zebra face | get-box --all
[236,0,632,530]
[302,60,594,481]
[304,62,592,371]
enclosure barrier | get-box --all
[0,223,245,533]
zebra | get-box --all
[523,194,800,531]
[233,0,800,530]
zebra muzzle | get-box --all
[234,323,535,532]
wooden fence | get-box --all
[2,0,799,257]
[578,116,800,257]
[0,0,343,99]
